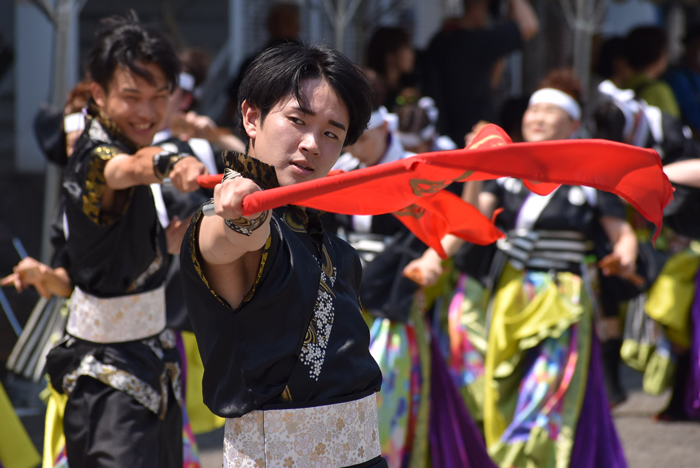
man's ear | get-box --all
[241,100,260,141]
[91,82,107,108]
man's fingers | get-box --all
[2,274,24,293]
[1,273,16,286]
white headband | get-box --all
[63,112,85,133]
[367,106,388,130]
[529,88,581,122]
[179,72,196,93]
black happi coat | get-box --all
[483,178,627,237]
[181,152,382,418]
[46,102,179,416]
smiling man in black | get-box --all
[46,13,207,468]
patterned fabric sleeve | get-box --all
[80,144,132,226]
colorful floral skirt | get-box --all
[367,302,430,468]
[444,264,627,468]
[368,284,495,468]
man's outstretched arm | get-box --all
[197,175,272,308]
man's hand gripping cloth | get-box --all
[198,124,673,256]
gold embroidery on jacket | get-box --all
[82,145,122,224]
[189,210,272,310]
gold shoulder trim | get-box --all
[189,210,273,310]
[241,234,272,305]
[81,144,122,225]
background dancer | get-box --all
[395,93,456,154]
[43,12,208,468]
[6,67,216,466]
[595,81,700,423]
[180,42,387,468]
[405,70,632,468]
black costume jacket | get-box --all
[46,101,181,417]
[180,152,382,418]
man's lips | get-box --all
[291,161,314,174]
[130,122,156,133]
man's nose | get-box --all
[300,131,321,155]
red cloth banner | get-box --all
[198,125,673,254]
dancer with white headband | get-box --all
[522,86,581,141]
[405,70,633,467]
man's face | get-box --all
[92,62,170,148]
[243,77,349,186]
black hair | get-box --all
[499,96,529,142]
[624,26,668,72]
[596,36,625,79]
[237,42,373,147]
[360,67,387,112]
[593,99,627,143]
[366,27,411,77]
[87,11,180,93]
[398,104,431,134]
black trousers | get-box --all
[64,377,182,468]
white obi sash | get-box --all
[66,286,166,343]
[224,392,382,468]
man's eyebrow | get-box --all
[122,85,169,93]
[292,105,315,115]
[291,105,346,131]
[329,120,346,131]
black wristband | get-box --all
[152,150,190,181]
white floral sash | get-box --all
[224,392,381,468]
[66,286,166,343]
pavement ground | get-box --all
[6,362,699,468]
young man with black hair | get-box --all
[45,12,207,467]
[180,42,387,468]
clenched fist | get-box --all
[170,156,208,193]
